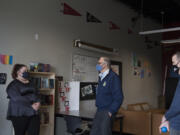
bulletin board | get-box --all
[72,54,99,82]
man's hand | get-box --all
[159,121,169,133]
[159,116,169,134]
[161,116,166,123]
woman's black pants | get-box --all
[11,115,40,135]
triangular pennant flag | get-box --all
[109,21,120,30]
[63,3,81,16]
[128,28,133,34]
[86,12,102,23]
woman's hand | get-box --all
[32,102,41,111]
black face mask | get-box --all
[172,65,179,73]
[22,72,30,80]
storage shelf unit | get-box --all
[30,72,55,135]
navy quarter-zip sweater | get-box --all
[165,78,180,130]
[96,70,123,114]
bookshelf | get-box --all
[30,72,55,135]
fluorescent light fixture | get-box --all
[78,43,114,54]
[73,39,120,55]
[161,38,180,44]
[139,27,180,35]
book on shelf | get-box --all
[41,78,49,89]
[40,109,49,124]
[31,77,41,89]
[49,79,54,89]
[30,77,54,89]
[40,94,54,105]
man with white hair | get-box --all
[90,57,123,135]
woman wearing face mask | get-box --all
[6,64,40,135]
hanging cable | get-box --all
[161,11,164,29]
[140,0,144,32]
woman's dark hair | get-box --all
[11,64,27,79]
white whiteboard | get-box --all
[72,54,99,82]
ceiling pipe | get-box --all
[139,27,180,35]
[161,38,180,44]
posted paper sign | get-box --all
[0,73,7,84]
[69,82,80,111]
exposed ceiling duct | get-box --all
[117,0,180,23]
[117,0,180,45]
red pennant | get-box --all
[128,28,133,34]
[109,21,120,30]
[63,3,81,16]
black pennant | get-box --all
[86,12,102,23]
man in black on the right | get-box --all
[159,52,180,135]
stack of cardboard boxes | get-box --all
[113,103,168,135]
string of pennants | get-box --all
[60,2,160,49]
[60,2,131,31]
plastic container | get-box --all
[161,127,167,133]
